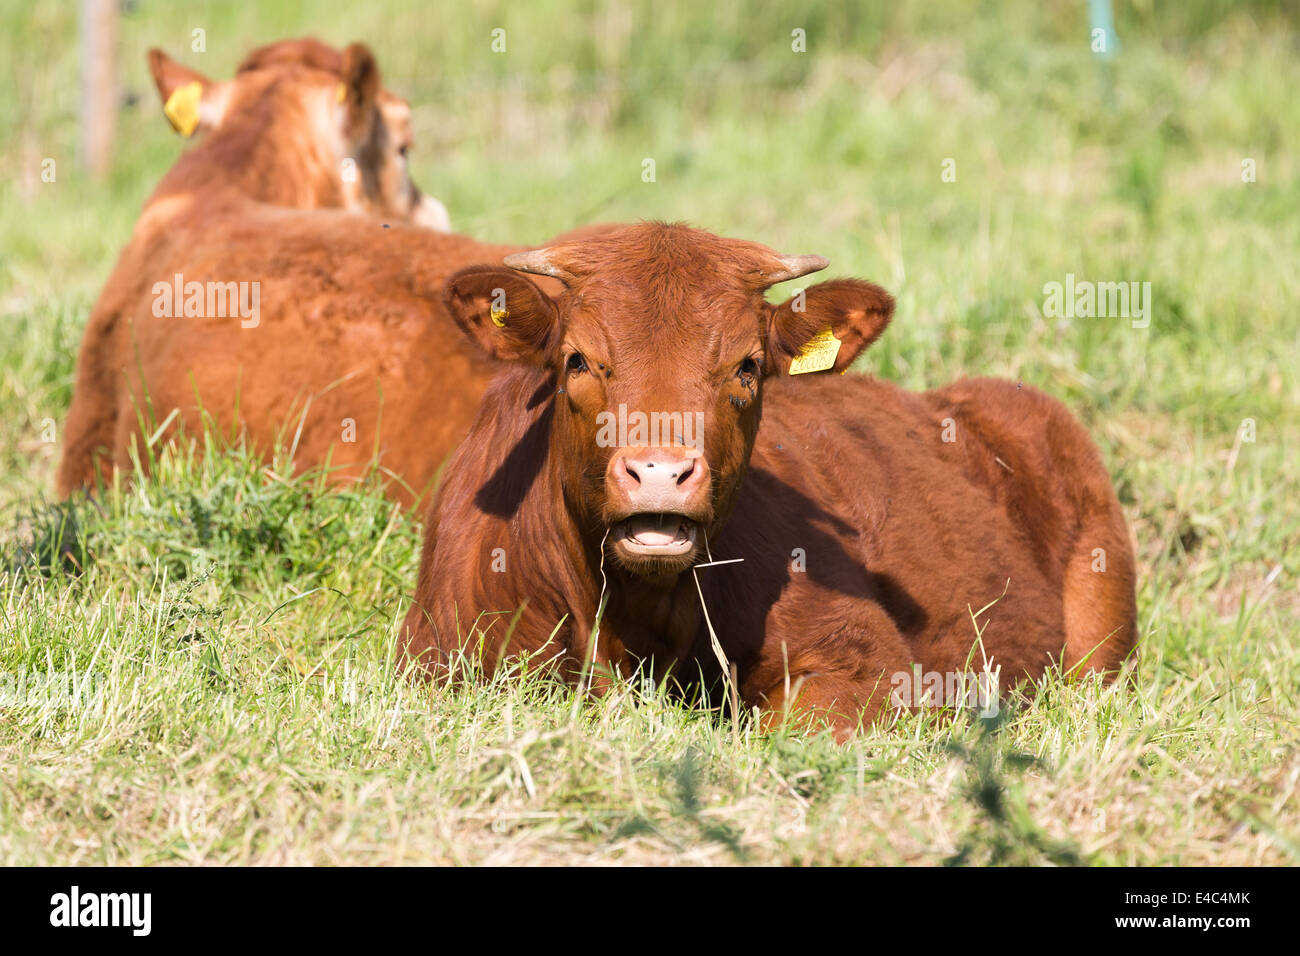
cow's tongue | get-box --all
[626,514,683,546]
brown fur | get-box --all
[402,223,1138,736]
[62,210,564,505]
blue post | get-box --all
[1089,0,1119,59]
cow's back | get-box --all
[60,206,538,506]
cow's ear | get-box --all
[148,49,222,136]
[444,266,561,364]
[339,43,381,141]
[766,279,894,376]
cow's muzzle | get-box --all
[605,446,711,574]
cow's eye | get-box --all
[566,352,589,375]
[738,356,760,382]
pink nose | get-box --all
[607,446,710,515]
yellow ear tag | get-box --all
[490,307,508,327]
[336,82,348,104]
[787,328,841,375]
[163,81,203,137]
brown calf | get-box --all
[402,222,1138,735]
[57,39,470,500]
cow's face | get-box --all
[147,39,450,230]
[444,223,893,580]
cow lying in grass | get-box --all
[401,222,1138,736]
[57,39,495,503]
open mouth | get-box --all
[611,513,699,558]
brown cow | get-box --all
[57,39,471,499]
[401,222,1138,736]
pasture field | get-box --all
[0,0,1297,865]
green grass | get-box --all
[1,0,1297,864]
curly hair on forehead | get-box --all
[508,220,828,293]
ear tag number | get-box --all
[163,81,203,137]
[788,328,841,374]
[490,307,508,327]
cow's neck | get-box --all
[150,109,342,213]
[606,567,704,668]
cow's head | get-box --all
[443,223,894,582]
[147,37,450,229]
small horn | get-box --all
[761,254,829,285]
[503,248,575,282]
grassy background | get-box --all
[0,0,1297,864]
